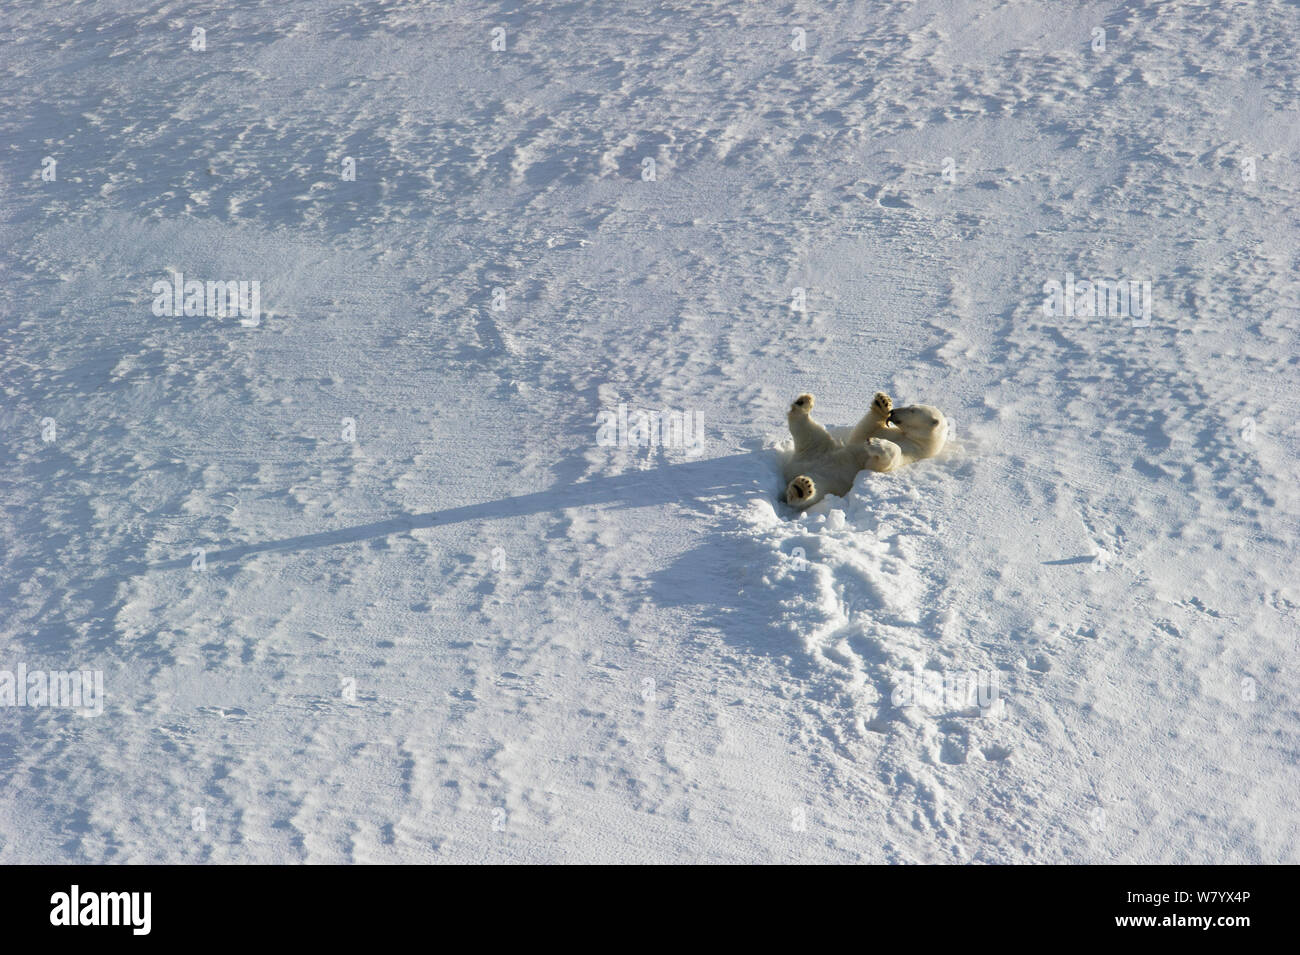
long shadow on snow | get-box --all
[134,450,775,574]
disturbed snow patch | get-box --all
[728,438,1018,859]
[735,436,985,740]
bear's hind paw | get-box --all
[786,475,816,505]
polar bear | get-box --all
[782,391,949,509]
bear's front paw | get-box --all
[786,475,815,504]
[872,392,892,417]
[791,393,814,414]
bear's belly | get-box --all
[784,448,863,499]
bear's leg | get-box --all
[848,391,895,444]
[787,393,835,454]
[858,437,903,473]
[785,475,817,507]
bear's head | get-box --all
[888,404,948,448]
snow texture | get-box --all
[1,0,1298,863]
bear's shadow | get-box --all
[137,449,785,573]
[120,445,824,685]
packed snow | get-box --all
[1,0,1298,863]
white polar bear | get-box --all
[782,391,949,509]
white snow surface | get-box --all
[2,0,1298,863]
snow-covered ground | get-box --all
[2,0,1298,863]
